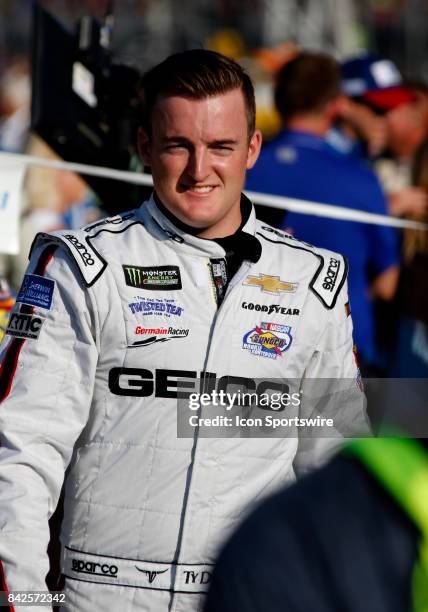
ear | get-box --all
[137,127,152,166]
[246,129,262,170]
[327,95,348,122]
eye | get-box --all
[212,145,234,153]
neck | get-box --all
[154,192,249,240]
[286,114,330,136]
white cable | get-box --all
[1,151,426,231]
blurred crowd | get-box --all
[1,0,428,379]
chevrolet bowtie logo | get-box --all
[135,566,169,584]
[243,274,298,294]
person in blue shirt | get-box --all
[246,52,399,373]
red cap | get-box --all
[363,86,417,111]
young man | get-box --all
[0,50,368,611]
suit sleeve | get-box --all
[293,277,371,476]
[0,243,99,600]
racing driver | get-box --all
[0,50,370,611]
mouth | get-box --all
[181,185,218,195]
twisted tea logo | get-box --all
[123,265,182,291]
[135,566,169,584]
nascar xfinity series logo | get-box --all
[243,322,292,359]
[128,297,184,318]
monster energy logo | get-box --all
[123,265,182,290]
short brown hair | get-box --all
[274,52,340,121]
[139,49,256,138]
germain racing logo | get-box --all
[243,322,292,359]
[129,325,189,347]
[128,297,184,318]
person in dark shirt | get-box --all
[246,52,399,373]
[205,438,422,612]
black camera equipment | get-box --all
[31,1,151,214]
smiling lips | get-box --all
[186,185,217,194]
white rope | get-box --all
[245,190,428,231]
[1,151,426,231]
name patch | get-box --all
[16,274,55,310]
[123,265,182,290]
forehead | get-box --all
[150,89,248,140]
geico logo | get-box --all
[322,258,339,291]
[109,367,288,409]
[71,559,118,576]
[64,234,95,266]
[9,313,43,333]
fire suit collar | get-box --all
[139,193,258,259]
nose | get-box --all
[186,147,210,182]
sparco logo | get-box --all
[6,313,44,340]
[242,302,299,316]
[71,559,118,577]
[322,258,340,292]
[64,234,95,266]
[135,566,168,584]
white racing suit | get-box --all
[0,196,369,611]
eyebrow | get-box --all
[160,136,239,146]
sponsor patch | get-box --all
[16,274,55,310]
[128,297,184,318]
[322,257,340,292]
[243,274,298,295]
[210,258,228,304]
[135,566,169,584]
[243,322,292,359]
[123,265,182,290]
[242,301,299,316]
[6,312,45,340]
[129,325,189,347]
[63,234,96,267]
[71,559,119,577]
